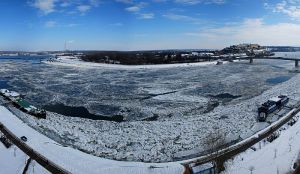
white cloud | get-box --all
[115,0,133,4]
[123,2,154,19]
[185,18,300,48]
[44,20,56,27]
[66,23,79,27]
[175,0,201,5]
[116,0,225,5]
[31,0,57,15]
[269,0,300,20]
[125,6,141,12]
[124,2,148,14]
[208,0,225,4]
[139,13,154,19]
[77,5,91,14]
[175,0,225,5]
[163,13,196,20]
[31,0,99,16]
[45,21,80,28]
[163,13,201,24]
[89,0,100,7]
[60,1,70,7]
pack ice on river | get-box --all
[0,56,299,162]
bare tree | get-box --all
[201,128,227,173]
[203,128,226,157]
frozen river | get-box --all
[0,56,296,121]
[1,54,300,162]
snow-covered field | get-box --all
[0,57,300,162]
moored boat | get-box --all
[216,60,223,65]
[0,89,46,119]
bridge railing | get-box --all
[0,122,71,174]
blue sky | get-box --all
[1,0,300,51]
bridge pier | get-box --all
[296,60,299,67]
[249,58,253,64]
[215,158,226,173]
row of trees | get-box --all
[80,51,212,65]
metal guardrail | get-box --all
[0,123,71,174]
[182,105,300,166]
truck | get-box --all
[258,95,289,122]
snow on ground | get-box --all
[0,106,184,174]
[0,142,50,174]
[44,57,223,69]
[221,113,300,174]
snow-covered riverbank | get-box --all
[43,57,228,69]
[0,106,184,174]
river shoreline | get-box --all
[43,57,235,69]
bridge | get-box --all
[236,56,300,67]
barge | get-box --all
[0,89,46,119]
[258,95,289,122]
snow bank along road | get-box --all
[182,102,300,171]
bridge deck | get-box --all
[238,56,299,61]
